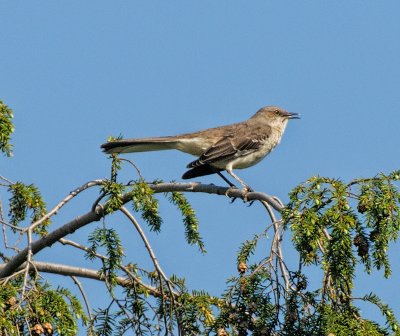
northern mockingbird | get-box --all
[101,106,299,189]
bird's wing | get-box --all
[181,164,222,179]
[186,128,268,168]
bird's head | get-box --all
[251,106,299,127]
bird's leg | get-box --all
[226,170,255,205]
[216,171,240,203]
[226,169,253,192]
[216,171,236,188]
[226,169,254,204]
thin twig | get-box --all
[91,191,106,214]
[60,237,180,301]
[0,218,25,232]
[71,276,93,323]
[260,200,292,291]
[120,206,176,334]
[322,228,332,240]
[18,229,33,307]
[118,214,173,333]
[0,175,14,184]
[25,179,105,233]
[25,316,32,336]
[59,238,105,260]
[120,207,171,287]
[1,269,26,285]
[1,201,10,250]
[59,238,174,296]
[119,158,144,181]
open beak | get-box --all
[286,112,300,119]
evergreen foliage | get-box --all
[0,277,86,335]
[0,100,14,157]
[1,100,399,335]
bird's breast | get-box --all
[232,142,276,169]
[211,139,279,170]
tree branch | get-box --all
[148,182,283,212]
[26,179,105,233]
[0,208,102,278]
[0,182,283,279]
[71,275,93,322]
[0,261,167,298]
[120,206,171,285]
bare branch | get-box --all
[0,207,102,278]
[120,206,177,329]
[26,179,105,233]
[0,182,283,279]
[148,182,284,212]
[119,158,144,180]
[0,261,168,298]
[120,206,170,285]
[19,229,33,306]
[71,276,93,323]
[0,218,24,232]
[59,238,99,255]
[260,200,292,291]
[0,175,14,184]
[58,237,169,299]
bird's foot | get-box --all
[241,185,252,202]
[224,185,239,203]
[243,185,253,193]
[247,199,256,207]
[225,185,238,197]
[225,185,254,204]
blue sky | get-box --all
[1,1,400,332]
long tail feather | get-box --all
[101,137,178,154]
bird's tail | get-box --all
[182,164,223,179]
[101,137,179,154]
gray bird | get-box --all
[101,106,299,189]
